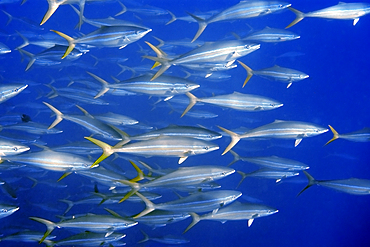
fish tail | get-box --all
[236,170,248,188]
[86,71,110,99]
[84,137,114,167]
[133,192,155,218]
[128,160,145,182]
[115,0,127,16]
[1,10,13,26]
[43,102,64,129]
[237,60,253,87]
[285,7,305,29]
[325,125,339,145]
[187,12,207,43]
[183,212,201,233]
[59,199,74,215]
[217,126,241,155]
[50,30,75,59]
[15,30,30,50]
[29,217,56,244]
[117,179,141,203]
[166,10,176,25]
[227,150,241,166]
[16,48,35,71]
[138,229,150,243]
[297,170,317,196]
[181,92,198,117]
[41,0,60,25]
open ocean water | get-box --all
[0,0,369,246]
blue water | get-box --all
[0,0,369,246]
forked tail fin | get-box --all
[183,212,201,233]
[217,126,241,155]
[187,12,208,43]
[285,7,305,29]
[29,217,56,244]
[325,125,340,145]
[84,137,114,167]
[237,60,253,87]
[181,92,199,118]
[297,170,317,196]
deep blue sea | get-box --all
[0,0,370,246]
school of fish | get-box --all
[0,0,369,246]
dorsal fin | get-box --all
[75,105,93,118]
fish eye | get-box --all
[185,84,190,88]
[124,223,128,226]
[204,146,209,150]
[13,88,19,92]
[1,209,7,213]
[13,147,18,151]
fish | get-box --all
[133,190,242,218]
[325,125,370,145]
[138,230,190,245]
[85,135,219,165]
[87,71,200,100]
[0,137,30,156]
[143,40,260,80]
[94,112,139,126]
[228,150,310,171]
[30,212,138,243]
[184,201,278,233]
[298,170,370,196]
[0,121,63,135]
[244,26,300,43]
[0,204,19,219]
[52,25,152,58]
[0,84,28,104]
[118,161,235,202]
[134,210,190,228]
[17,46,85,71]
[2,146,97,181]
[43,102,124,140]
[181,91,283,117]
[286,2,370,28]
[119,124,222,143]
[0,42,11,54]
[218,120,328,154]
[43,231,126,247]
[188,1,291,42]
[237,169,300,186]
[237,60,309,88]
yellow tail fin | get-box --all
[325,125,339,145]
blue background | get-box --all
[0,0,370,246]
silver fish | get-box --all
[85,135,219,165]
[144,40,260,80]
[133,190,242,218]
[286,3,370,28]
[218,120,328,154]
[189,1,291,42]
[0,84,28,104]
[238,60,309,88]
[182,91,283,117]
[325,125,370,145]
[184,201,278,232]
[298,170,370,196]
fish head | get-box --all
[216,190,242,207]
[237,43,260,56]
[191,140,219,155]
[306,125,329,137]
[269,2,292,12]
[209,166,235,180]
[0,205,19,218]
